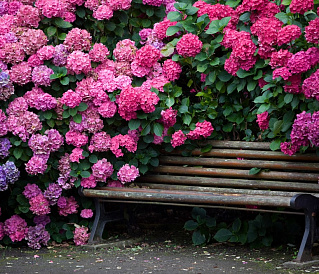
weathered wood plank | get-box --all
[136,183,317,197]
[159,156,319,171]
[82,188,292,207]
[152,166,319,182]
[170,149,319,162]
[136,175,319,191]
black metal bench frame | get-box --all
[80,141,319,263]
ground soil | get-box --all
[1,206,319,273]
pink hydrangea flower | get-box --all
[60,90,82,108]
[273,67,292,80]
[117,164,139,184]
[4,215,28,242]
[187,121,214,140]
[110,134,137,158]
[290,0,313,14]
[63,28,92,52]
[91,158,113,182]
[66,51,91,75]
[305,18,319,44]
[37,45,55,61]
[80,209,93,218]
[73,226,89,246]
[176,33,203,58]
[93,5,113,20]
[277,25,301,46]
[89,43,110,62]
[25,155,48,175]
[69,148,85,163]
[81,175,97,188]
[160,107,177,128]
[257,112,270,131]
[163,59,182,81]
[57,196,79,216]
[65,131,88,147]
[29,194,51,215]
[171,130,187,148]
[9,62,32,85]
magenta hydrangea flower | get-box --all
[91,158,114,182]
[31,65,54,87]
[305,18,319,44]
[60,90,82,108]
[25,224,50,249]
[73,226,89,246]
[66,51,92,75]
[80,175,97,188]
[29,194,51,215]
[176,33,203,58]
[80,209,93,218]
[187,121,214,140]
[117,164,140,184]
[4,215,28,242]
[160,107,177,128]
[257,112,270,131]
[171,130,187,148]
[23,183,42,199]
[57,196,79,216]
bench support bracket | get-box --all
[291,194,319,263]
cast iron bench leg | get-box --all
[89,198,124,244]
[291,194,319,262]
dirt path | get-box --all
[0,224,318,274]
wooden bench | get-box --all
[80,140,319,263]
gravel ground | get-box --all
[1,207,319,274]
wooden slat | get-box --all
[136,183,317,197]
[136,175,319,192]
[83,187,292,207]
[187,149,319,161]
[200,140,272,150]
[152,166,319,182]
[159,156,319,172]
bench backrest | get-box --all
[136,141,319,194]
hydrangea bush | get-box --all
[0,0,318,248]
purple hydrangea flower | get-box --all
[0,138,11,159]
[0,166,7,191]
[2,161,20,184]
[25,224,50,249]
[44,183,62,205]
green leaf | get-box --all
[219,16,231,27]
[153,123,164,137]
[201,144,212,153]
[214,228,232,242]
[89,154,98,164]
[269,139,281,151]
[249,167,261,175]
[236,69,253,78]
[58,33,66,40]
[143,135,154,143]
[76,7,86,18]
[18,206,29,213]
[149,158,159,167]
[47,26,57,37]
[284,93,294,104]
[275,12,289,24]
[66,230,74,240]
[54,18,72,28]
[206,217,216,228]
[257,104,270,113]
[129,119,141,130]
[69,108,77,117]
[273,120,283,135]
[218,71,232,82]
[114,26,124,37]
[60,77,69,85]
[105,22,116,31]
[192,231,207,246]
[281,0,291,5]
[43,112,52,120]
[184,220,198,231]
[77,102,88,112]
[239,12,251,22]
[232,218,241,232]
[166,97,174,107]
[247,81,257,92]
[73,113,82,124]
[166,26,181,36]
[183,114,192,125]
[186,6,199,15]
[81,171,91,178]
[167,11,182,22]
[13,148,23,159]
[206,20,220,34]
[62,111,70,119]
[179,105,188,114]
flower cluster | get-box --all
[117,164,140,184]
[25,224,50,249]
[0,161,20,191]
[73,226,89,246]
